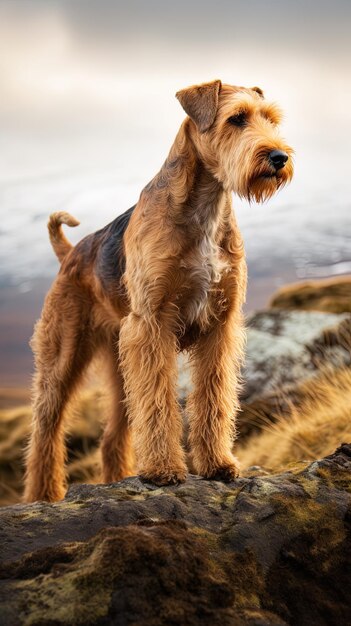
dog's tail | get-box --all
[48,212,80,262]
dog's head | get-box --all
[176,80,294,202]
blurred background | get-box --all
[0,0,350,387]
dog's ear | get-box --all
[176,80,222,132]
[251,86,264,98]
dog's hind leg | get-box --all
[24,280,94,503]
[100,343,135,483]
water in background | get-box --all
[1,124,350,293]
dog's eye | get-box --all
[227,112,247,127]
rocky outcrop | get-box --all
[179,309,351,437]
[238,309,351,435]
[243,309,351,402]
[0,444,350,626]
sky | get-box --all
[0,0,351,288]
[2,1,351,135]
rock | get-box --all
[238,309,351,436]
[178,309,351,437]
[243,309,351,404]
[269,276,351,314]
[0,444,350,626]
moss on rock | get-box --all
[0,445,350,625]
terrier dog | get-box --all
[24,80,293,502]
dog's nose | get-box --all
[269,149,289,170]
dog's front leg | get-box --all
[187,308,246,481]
[119,310,187,485]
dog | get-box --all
[24,80,293,502]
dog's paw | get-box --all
[205,458,240,482]
[139,467,187,486]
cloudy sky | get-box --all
[1,0,350,153]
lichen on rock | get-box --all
[0,444,350,625]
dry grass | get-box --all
[0,387,107,506]
[237,367,351,471]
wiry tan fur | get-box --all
[24,80,293,502]
[48,212,80,262]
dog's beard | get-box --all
[224,167,291,203]
[246,174,280,202]
[240,157,293,203]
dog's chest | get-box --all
[178,233,228,328]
